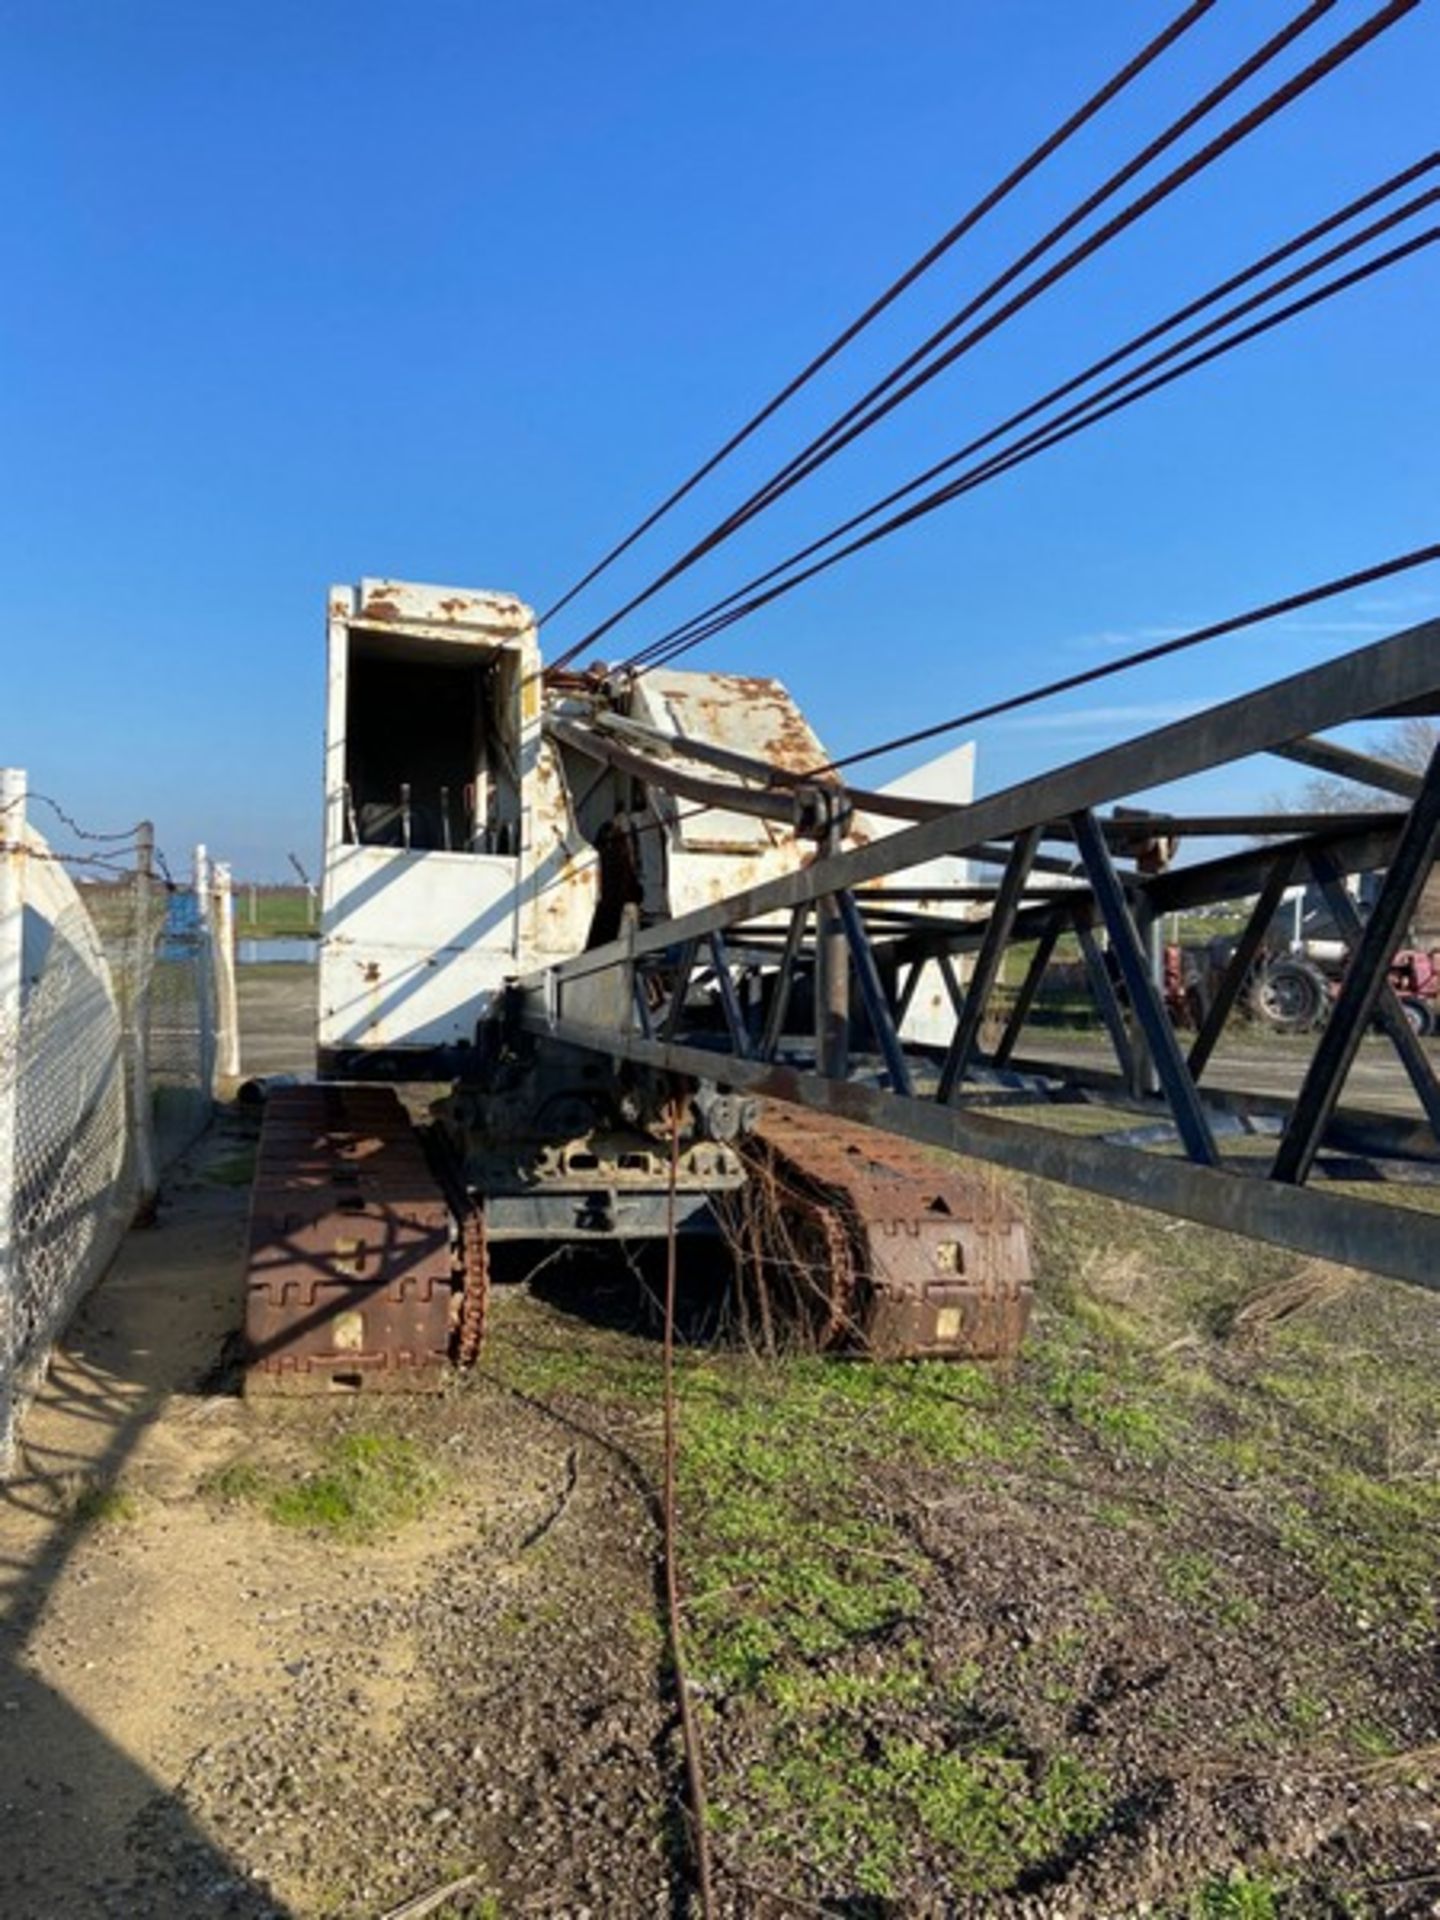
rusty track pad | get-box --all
[741,1104,1033,1361]
[243,1085,453,1395]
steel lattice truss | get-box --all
[517,621,1440,1291]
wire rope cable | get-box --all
[537,0,1220,633]
[629,178,1439,670]
[558,0,1415,666]
[628,155,1437,668]
[817,544,1440,779]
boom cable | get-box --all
[683,0,1344,546]
[644,228,1440,664]
[817,544,1440,778]
[608,544,1440,844]
[557,0,1416,666]
[536,0,1220,632]
[626,166,1438,670]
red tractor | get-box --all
[1249,944,1440,1037]
[1166,939,1440,1037]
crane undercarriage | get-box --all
[242,579,1440,1394]
[243,1036,1034,1394]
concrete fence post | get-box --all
[193,843,216,1101]
[129,822,158,1223]
[212,860,241,1082]
[0,769,28,1473]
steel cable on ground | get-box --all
[662,1102,718,1919]
[630,179,1439,670]
[562,0,1413,665]
[628,155,1437,669]
[630,222,1440,667]
[537,0,1220,637]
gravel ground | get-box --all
[1,969,1435,1919]
[3,1125,1438,1919]
[0,1118,680,1919]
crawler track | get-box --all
[242,1084,453,1393]
[733,1103,1034,1358]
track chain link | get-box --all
[456,1199,490,1367]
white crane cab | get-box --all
[318,579,545,1075]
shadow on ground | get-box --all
[0,1110,291,1919]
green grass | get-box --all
[1186,1869,1285,1918]
[269,1432,445,1538]
[203,1146,257,1187]
[479,1181,1440,1905]
[203,1460,269,1504]
[1158,1550,1257,1629]
[203,1432,447,1542]
[744,1719,1110,1898]
[690,1192,1435,1887]
[676,1365,926,1689]
[497,1335,661,1408]
[66,1479,140,1527]
[1020,1184,1440,1616]
[670,1358,1115,1896]
[235,885,317,936]
[490,1319,1118,1895]
[1274,1476,1440,1638]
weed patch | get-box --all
[490,1330,659,1409]
[202,1460,268,1504]
[203,1148,258,1188]
[743,1717,1109,1898]
[1035,1347,1174,1464]
[473,1215,1440,1907]
[1275,1475,1439,1637]
[1187,1868,1284,1917]
[1159,1550,1257,1629]
[66,1479,140,1527]
[203,1433,446,1542]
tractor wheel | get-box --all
[1252,958,1330,1034]
[1398,994,1435,1038]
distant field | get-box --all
[235,886,317,937]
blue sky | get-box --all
[2,0,1436,877]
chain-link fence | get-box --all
[146,887,221,1166]
[1,772,229,1470]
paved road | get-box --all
[235,964,1426,1119]
[1016,1031,1425,1117]
[236,963,316,1079]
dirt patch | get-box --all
[2,1090,1439,1917]
[0,1117,677,1919]
[113,1378,670,1920]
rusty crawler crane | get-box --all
[242,578,1440,1393]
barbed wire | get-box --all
[17,845,147,878]
[0,790,183,891]
[1,837,184,891]
[0,791,146,842]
